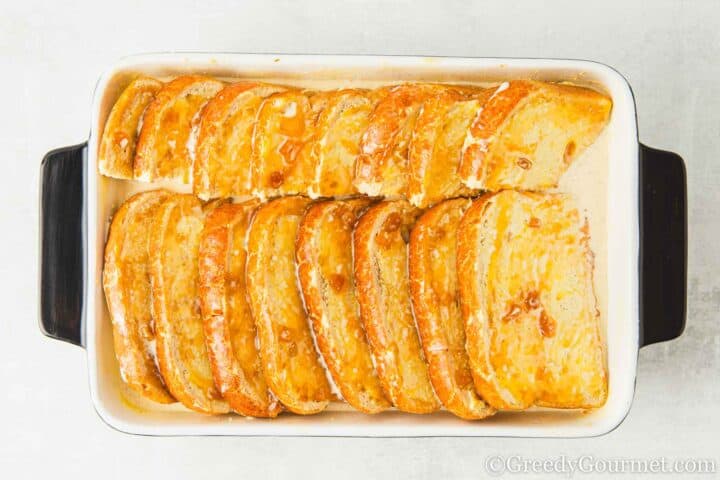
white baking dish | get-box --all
[39,53,687,437]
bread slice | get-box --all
[306,89,377,198]
[193,82,286,199]
[134,75,224,183]
[408,198,495,419]
[354,84,449,197]
[296,198,391,413]
[353,200,439,413]
[246,196,332,414]
[98,77,163,179]
[251,90,329,198]
[103,189,175,404]
[149,194,229,414]
[198,200,282,417]
[457,191,608,410]
[408,89,492,208]
[460,80,612,191]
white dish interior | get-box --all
[86,54,639,436]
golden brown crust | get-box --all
[99,77,163,179]
[306,89,376,198]
[408,88,492,208]
[134,75,224,183]
[246,196,332,414]
[353,200,440,413]
[251,90,329,198]
[193,82,286,199]
[354,84,446,197]
[457,191,608,410]
[149,194,229,414]
[103,189,175,404]
[457,193,513,409]
[459,81,612,191]
[408,198,495,419]
[198,200,282,417]
[296,199,390,413]
[102,77,614,418]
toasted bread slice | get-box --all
[198,200,282,417]
[149,194,229,414]
[296,199,391,413]
[246,196,332,414]
[103,190,175,404]
[354,84,453,197]
[306,89,377,198]
[457,191,607,410]
[251,90,329,198]
[460,81,612,191]
[134,75,224,183]
[193,82,287,199]
[98,77,163,179]
[409,199,495,419]
[353,200,439,413]
[408,89,493,208]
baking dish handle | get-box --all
[639,143,687,347]
[40,142,87,348]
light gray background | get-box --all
[1,0,718,478]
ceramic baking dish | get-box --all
[39,53,687,437]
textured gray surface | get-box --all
[1,0,718,478]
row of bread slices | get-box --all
[99,76,612,207]
[103,188,608,419]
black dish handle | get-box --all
[639,144,687,347]
[40,142,87,348]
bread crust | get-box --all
[460,81,612,191]
[353,200,440,413]
[149,194,229,414]
[193,82,286,199]
[101,77,614,417]
[409,198,495,419]
[99,77,162,179]
[198,200,282,417]
[246,196,332,414]
[354,84,445,197]
[103,189,175,403]
[251,90,330,198]
[306,89,376,198]
[296,199,391,413]
[408,89,492,208]
[457,191,608,410]
[134,75,224,183]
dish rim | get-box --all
[83,53,640,437]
